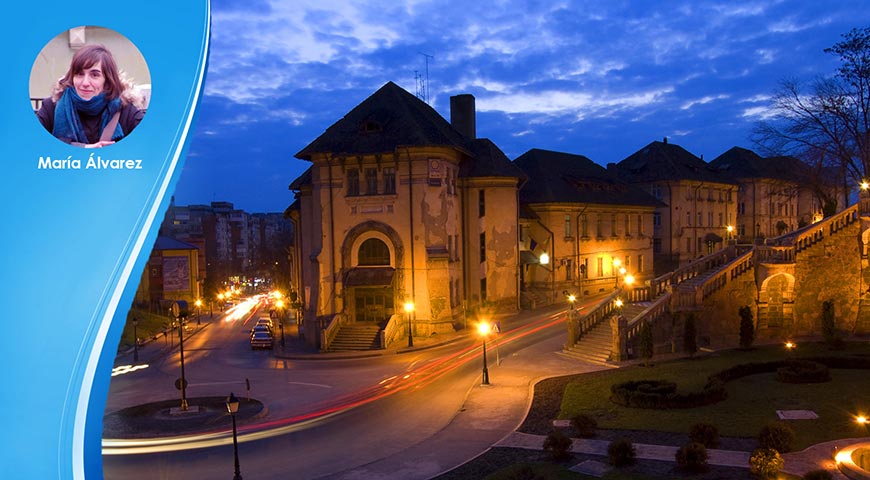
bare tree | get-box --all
[753,27,870,209]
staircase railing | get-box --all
[380,314,403,349]
[768,203,858,254]
[319,313,346,352]
[624,292,671,354]
[566,290,621,347]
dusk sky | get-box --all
[172,0,870,213]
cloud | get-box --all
[476,86,675,119]
[680,94,730,110]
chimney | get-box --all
[450,94,476,139]
[663,136,668,144]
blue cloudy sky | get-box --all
[172,0,870,213]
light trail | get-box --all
[103,309,568,455]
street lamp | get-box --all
[132,317,139,363]
[477,321,491,385]
[275,299,286,347]
[195,299,202,325]
[404,302,415,347]
[226,393,243,480]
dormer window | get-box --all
[361,120,382,133]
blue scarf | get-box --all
[52,88,124,144]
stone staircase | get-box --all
[562,320,613,365]
[328,324,382,351]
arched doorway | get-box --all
[345,237,396,326]
[758,273,795,332]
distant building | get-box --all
[610,139,739,274]
[515,148,662,303]
[133,236,201,312]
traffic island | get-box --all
[103,396,265,439]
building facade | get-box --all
[289,83,524,348]
[611,139,739,274]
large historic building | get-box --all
[288,81,847,351]
[289,83,524,349]
[609,140,740,274]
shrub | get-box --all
[689,422,720,448]
[749,448,783,479]
[570,413,597,438]
[802,469,834,480]
[486,463,546,480]
[542,429,572,460]
[777,360,831,384]
[739,305,754,349]
[675,442,709,473]
[758,422,795,453]
[684,313,698,357]
[638,321,654,364]
[607,438,636,466]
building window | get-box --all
[686,211,691,227]
[564,214,571,238]
[637,214,644,234]
[718,212,723,226]
[738,224,746,236]
[365,168,378,195]
[686,237,692,253]
[597,257,604,277]
[358,238,390,266]
[708,212,713,227]
[565,258,573,281]
[347,168,360,196]
[479,190,486,217]
[611,214,618,236]
[653,238,662,253]
[652,185,662,199]
[624,214,630,236]
[596,215,603,238]
[479,232,486,263]
[480,277,487,301]
[638,254,644,273]
[581,214,588,237]
[383,167,396,194]
[697,212,703,226]
[653,212,661,227]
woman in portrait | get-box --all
[36,44,145,148]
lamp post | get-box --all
[178,314,188,411]
[478,321,490,385]
[404,302,415,347]
[195,299,202,325]
[540,252,554,304]
[132,317,139,363]
[226,393,243,480]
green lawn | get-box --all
[559,342,870,450]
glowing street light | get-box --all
[539,252,550,265]
[404,302,415,347]
[478,321,491,385]
[862,181,869,191]
[624,274,635,287]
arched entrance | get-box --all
[341,224,404,327]
[758,273,795,332]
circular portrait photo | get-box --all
[30,26,150,148]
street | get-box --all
[102,298,608,479]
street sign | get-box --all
[174,378,188,391]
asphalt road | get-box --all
[102,300,604,479]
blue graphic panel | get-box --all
[0,3,210,479]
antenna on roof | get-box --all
[415,52,433,104]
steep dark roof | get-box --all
[613,140,734,184]
[709,147,817,184]
[296,81,470,160]
[289,166,312,190]
[461,138,526,181]
[154,236,198,251]
[515,148,662,207]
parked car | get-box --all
[250,324,272,337]
[250,331,273,349]
[255,318,274,329]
